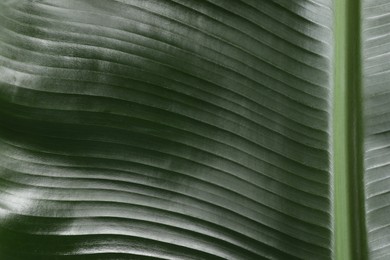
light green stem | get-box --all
[334,0,366,259]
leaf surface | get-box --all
[0,0,335,259]
[363,0,390,258]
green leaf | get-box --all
[0,0,387,259]
[362,0,390,258]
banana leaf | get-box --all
[0,0,387,259]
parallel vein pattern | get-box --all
[363,0,390,258]
[0,0,333,259]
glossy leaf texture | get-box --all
[363,0,390,258]
[0,0,334,259]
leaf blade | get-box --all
[0,0,334,259]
